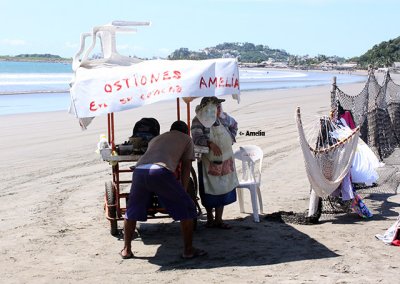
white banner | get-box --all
[70,58,240,118]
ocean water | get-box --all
[0,61,366,116]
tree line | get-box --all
[168,38,400,68]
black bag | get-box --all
[130,118,160,153]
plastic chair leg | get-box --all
[250,186,260,222]
[238,188,245,213]
[256,186,263,214]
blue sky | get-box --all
[1,0,399,59]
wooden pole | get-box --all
[330,76,337,110]
[176,98,181,121]
[186,101,191,135]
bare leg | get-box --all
[206,207,214,225]
[214,206,231,229]
[121,219,136,258]
[181,218,207,258]
[180,218,194,256]
[214,206,224,223]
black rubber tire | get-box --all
[189,167,200,230]
[105,181,118,236]
[189,167,202,215]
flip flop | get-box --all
[181,248,207,260]
[120,250,134,259]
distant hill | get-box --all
[352,36,400,68]
[2,36,399,68]
[0,54,71,63]
[168,39,400,69]
[168,42,291,63]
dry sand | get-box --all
[1,72,399,283]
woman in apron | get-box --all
[191,96,239,229]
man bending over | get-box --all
[120,120,206,260]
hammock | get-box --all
[296,107,359,198]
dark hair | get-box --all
[170,120,189,134]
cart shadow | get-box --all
[133,218,338,271]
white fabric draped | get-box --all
[296,108,359,197]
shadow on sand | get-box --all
[129,217,339,271]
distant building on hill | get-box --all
[336,62,357,71]
[393,62,400,72]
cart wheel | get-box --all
[189,167,202,216]
[188,168,200,230]
[105,181,118,236]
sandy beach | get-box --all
[1,72,399,283]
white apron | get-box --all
[202,123,239,195]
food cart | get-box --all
[69,21,240,235]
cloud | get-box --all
[2,39,26,46]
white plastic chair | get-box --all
[234,145,264,222]
[72,20,151,71]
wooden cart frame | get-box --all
[102,98,204,236]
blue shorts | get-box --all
[125,167,197,221]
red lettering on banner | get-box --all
[90,101,108,111]
[122,78,130,88]
[90,101,97,111]
[150,73,160,83]
[104,84,112,93]
[140,76,147,86]
[163,71,171,80]
[219,77,225,87]
[208,77,217,87]
[234,78,239,88]
[199,75,239,89]
[173,70,181,79]
[133,75,139,87]
[114,81,122,91]
[199,77,207,88]
[137,84,183,101]
[120,96,133,104]
[103,69,183,93]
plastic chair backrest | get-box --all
[72,21,151,71]
[234,145,263,183]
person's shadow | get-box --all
[130,217,338,271]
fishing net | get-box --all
[266,73,400,225]
[332,71,400,159]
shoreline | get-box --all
[0,57,72,64]
[0,90,70,96]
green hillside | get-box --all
[168,42,290,63]
[0,54,71,62]
[354,36,400,68]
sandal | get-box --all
[181,248,207,259]
[119,249,134,259]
